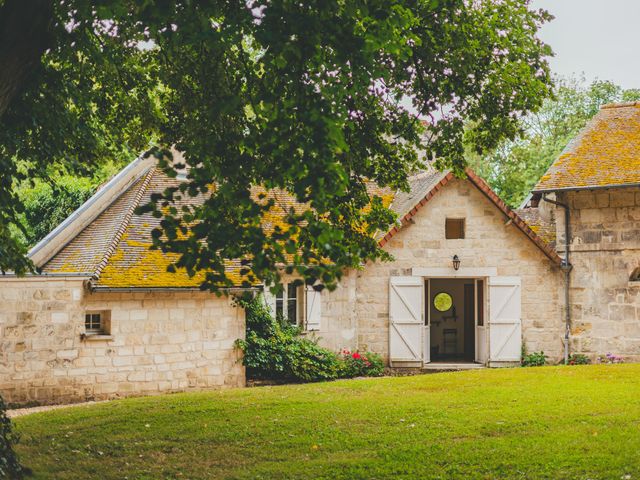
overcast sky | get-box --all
[531,0,640,89]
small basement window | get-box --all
[84,311,111,335]
[445,218,465,239]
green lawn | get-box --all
[14,364,640,479]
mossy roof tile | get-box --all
[534,102,640,192]
[42,174,150,275]
[41,161,561,287]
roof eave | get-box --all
[90,285,258,293]
[533,182,640,194]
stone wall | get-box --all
[353,178,565,363]
[308,270,358,353]
[0,277,245,406]
[557,187,640,360]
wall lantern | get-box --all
[452,255,461,271]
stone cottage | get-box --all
[0,102,638,405]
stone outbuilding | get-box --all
[0,102,638,405]
[526,101,640,361]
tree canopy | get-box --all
[468,77,640,208]
[0,0,553,289]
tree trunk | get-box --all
[0,0,54,118]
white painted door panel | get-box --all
[389,276,424,364]
[489,277,522,363]
[476,327,488,363]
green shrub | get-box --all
[0,395,23,479]
[567,353,590,365]
[235,296,384,382]
[235,298,340,382]
[521,350,547,367]
[20,176,95,245]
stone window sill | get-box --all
[83,334,114,341]
[629,281,640,288]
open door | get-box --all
[389,276,424,366]
[475,279,488,364]
[488,276,522,365]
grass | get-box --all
[13,364,640,479]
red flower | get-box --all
[352,352,361,360]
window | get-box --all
[84,311,110,335]
[630,267,640,282]
[276,284,304,325]
[445,218,465,239]
[433,292,453,312]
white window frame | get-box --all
[84,310,110,335]
[275,283,304,326]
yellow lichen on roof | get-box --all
[45,163,407,288]
[98,224,248,288]
[252,186,308,235]
[98,245,205,288]
[535,103,640,191]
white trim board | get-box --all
[411,267,497,278]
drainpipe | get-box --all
[542,194,572,364]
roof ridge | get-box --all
[407,169,438,180]
[92,166,156,281]
[601,101,640,109]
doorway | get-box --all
[425,278,485,364]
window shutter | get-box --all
[305,286,322,331]
[262,287,276,317]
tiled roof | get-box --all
[388,170,448,222]
[515,207,556,249]
[41,161,561,288]
[95,168,215,288]
[42,167,316,288]
[43,174,150,275]
[534,103,640,192]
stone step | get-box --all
[422,362,485,371]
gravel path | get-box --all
[7,400,109,418]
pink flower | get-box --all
[352,352,361,360]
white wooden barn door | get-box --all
[489,277,522,364]
[389,276,424,365]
